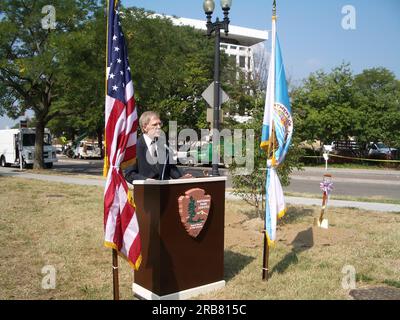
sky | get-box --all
[122,0,400,81]
[1,0,399,129]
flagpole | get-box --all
[112,248,120,300]
[105,0,120,300]
[262,231,270,280]
[103,0,110,178]
[262,124,271,281]
[262,127,275,281]
[262,0,277,282]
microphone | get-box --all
[161,144,174,181]
[163,143,177,156]
[162,144,194,180]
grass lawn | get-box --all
[0,176,133,300]
[1,176,399,300]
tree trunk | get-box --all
[97,127,104,158]
[34,121,45,169]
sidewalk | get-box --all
[0,168,105,187]
[56,156,93,165]
[2,168,399,213]
[226,193,400,213]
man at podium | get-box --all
[124,111,191,182]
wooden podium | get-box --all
[131,177,226,300]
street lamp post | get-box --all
[203,0,232,176]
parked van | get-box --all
[0,128,57,168]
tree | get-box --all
[47,6,106,151]
[0,0,99,169]
[121,9,215,132]
[221,41,304,217]
[354,67,400,148]
[291,63,361,146]
[229,97,304,219]
[188,197,196,223]
[223,68,262,118]
[252,42,270,92]
[291,63,400,151]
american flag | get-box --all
[103,0,141,270]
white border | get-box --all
[132,280,226,300]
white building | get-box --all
[156,15,269,75]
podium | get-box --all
[131,177,226,300]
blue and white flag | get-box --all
[260,14,293,247]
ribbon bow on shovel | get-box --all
[320,180,334,195]
[315,174,333,228]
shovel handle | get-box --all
[319,191,327,223]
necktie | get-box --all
[150,140,157,158]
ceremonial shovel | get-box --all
[314,174,333,229]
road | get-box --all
[4,156,400,201]
[1,158,399,212]
[285,167,400,201]
[53,157,400,200]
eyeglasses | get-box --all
[150,121,163,127]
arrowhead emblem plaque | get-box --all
[178,188,211,238]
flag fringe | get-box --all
[265,233,275,248]
[103,152,109,177]
[278,206,287,219]
[127,189,136,208]
[265,206,287,249]
[104,241,142,271]
[121,158,136,170]
[260,140,270,152]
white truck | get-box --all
[0,128,58,168]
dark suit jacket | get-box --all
[124,135,183,182]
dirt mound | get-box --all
[242,217,264,233]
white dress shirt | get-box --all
[143,134,158,158]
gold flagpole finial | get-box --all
[272,0,277,17]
